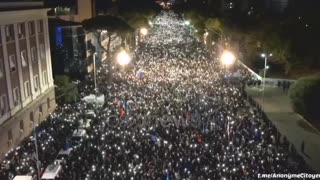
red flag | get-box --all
[120,107,126,117]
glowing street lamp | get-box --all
[184,20,190,26]
[116,50,131,66]
[220,51,236,66]
[261,53,272,108]
[140,28,148,36]
[204,32,209,45]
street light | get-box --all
[261,53,272,108]
[116,50,131,66]
[33,112,42,180]
[93,53,97,93]
[184,20,190,26]
[221,51,236,67]
[204,32,209,45]
[140,28,148,36]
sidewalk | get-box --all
[246,86,320,172]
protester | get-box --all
[0,12,312,180]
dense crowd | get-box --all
[0,12,312,180]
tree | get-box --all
[54,75,79,104]
[205,18,223,33]
[289,74,320,121]
[261,29,293,72]
[121,11,151,29]
[82,15,133,77]
[184,10,206,38]
[204,18,225,50]
[120,11,152,46]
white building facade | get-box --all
[0,2,56,160]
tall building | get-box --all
[48,18,87,78]
[46,0,96,77]
[0,1,56,160]
[46,0,96,23]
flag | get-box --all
[166,172,171,180]
[120,107,126,117]
[123,100,128,110]
[227,122,230,139]
[151,135,157,143]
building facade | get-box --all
[47,0,96,76]
[49,20,87,79]
[0,2,56,160]
[47,0,96,23]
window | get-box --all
[39,105,42,114]
[18,24,22,35]
[13,87,20,106]
[24,81,31,98]
[37,20,43,33]
[9,55,16,72]
[20,120,24,130]
[21,50,27,67]
[47,98,50,108]
[31,47,36,63]
[30,111,34,122]
[0,94,8,116]
[8,129,12,141]
[34,75,39,92]
[28,21,35,36]
[0,60,3,78]
[5,25,14,42]
[5,26,10,37]
[43,71,48,85]
[39,44,45,61]
[18,23,25,39]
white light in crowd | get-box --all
[117,50,131,66]
[140,28,148,36]
[221,51,236,66]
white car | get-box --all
[13,176,33,180]
[41,164,62,180]
[54,147,73,164]
[72,129,87,145]
[86,110,96,119]
[82,94,105,105]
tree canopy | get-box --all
[120,12,151,30]
[54,75,79,104]
[205,18,223,33]
[82,15,134,36]
[289,74,320,121]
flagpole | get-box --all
[34,112,42,180]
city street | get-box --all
[1,12,313,180]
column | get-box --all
[13,23,25,106]
[34,20,43,94]
[43,18,53,87]
[25,21,36,100]
[1,25,14,111]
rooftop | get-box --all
[0,0,44,11]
